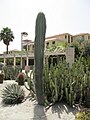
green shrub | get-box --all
[2,66,10,79]
[75,109,90,120]
[24,70,35,98]
[0,73,4,83]
[10,66,20,80]
[2,84,25,104]
[2,66,20,80]
[84,87,90,108]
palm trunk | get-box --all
[6,45,8,54]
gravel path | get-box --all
[0,80,77,120]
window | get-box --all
[65,35,67,39]
[68,36,70,40]
[47,42,49,46]
[32,45,34,48]
[52,41,55,44]
[68,36,70,43]
[71,37,73,42]
[88,35,90,39]
[32,45,34,50]
[82,35,84,40]
[68,39,70,43]
[46,42,49,48]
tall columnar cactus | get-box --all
[34,12,46,105]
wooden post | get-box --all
[14,55,16,67]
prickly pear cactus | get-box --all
[34,12,46,105]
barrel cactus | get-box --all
[34,12,46,105]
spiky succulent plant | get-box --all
[17,72,25,85]
[2,84,25,104]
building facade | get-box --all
[0,33,90,69]
[73,33,90,41]
[21,33,90,52]
[45,33,73,49]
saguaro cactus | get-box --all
[34,12,46,105]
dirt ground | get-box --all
[0,80,77,120]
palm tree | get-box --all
[0,27,14,54]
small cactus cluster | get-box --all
[17,72,25,85]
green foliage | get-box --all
[16,58,20,65]
[24,70,35,98]
[44,57,90,107]
[84,87,90,108]
[2,66,20,80]
[6,58,13,65]
[0,73,4,83]
[13,66,20,79]
[70,41,81,58]
[46,41,67,52]
[0,58,4,62]
[2,84,25,104]
[82,40,90,56]
[75,109,90,120]
[70,40,90,58]
[24,71,29,81]
[44,60,68,106]
[58,41,67,48]
[34,12,46,105]
[2,66,10,79]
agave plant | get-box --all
[2,84,25,104]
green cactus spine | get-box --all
[34,12,46,105]
[65,87,69,103]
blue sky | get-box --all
[0,0,90,53]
